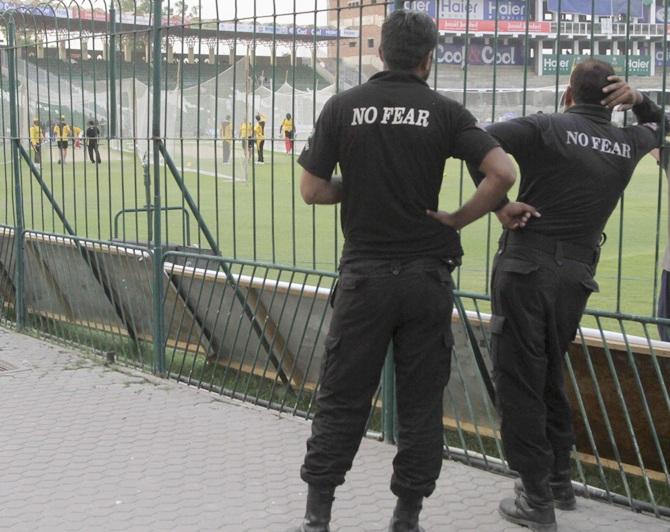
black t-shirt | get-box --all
[298,71,499,262]
[473,97,662,248]
[86,126,99,140]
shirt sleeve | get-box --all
[632,94,669,130]
[466,116,540,194]
[449,106,499,167]
[632,122,662,156]
[486,115,541,162]
[298,98,339,180]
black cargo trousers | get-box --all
[301,257,456,500]
[490,230,599,479]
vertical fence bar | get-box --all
[382,345,396,444]
[380,0,396,443]
[152,0,165,376]
[108,4,117,139]
[7,20,24,329]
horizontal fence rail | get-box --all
[0,0,668,519]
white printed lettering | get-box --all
[392,107,406,124]
[351,107,366,126]
[350,106,430,128]
[402,108,416,125]
[591,137,601,150]
[416,109,430,127]
[364,107,378,124]
[577,133,589,147]
[565,130,631,159]
[600,138,612,152]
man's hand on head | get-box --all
[601,75,643,111]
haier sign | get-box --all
[391,0,527,21]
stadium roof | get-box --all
[0,3,358,43]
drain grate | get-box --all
[0,359,18,372]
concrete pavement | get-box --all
[0,327,667,532]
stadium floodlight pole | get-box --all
[151,0,166,377]
[7,18,25,329]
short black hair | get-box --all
[569,59,615,105]
[380,9,437,71]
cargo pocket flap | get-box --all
[500,258,539,275]
[339,275,364,290]
[581,278,600,293]
[489,315,505,334]
[426,269,453,285]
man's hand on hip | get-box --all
[495,202,541,230]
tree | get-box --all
[117,0,152,16]
[175,1,188,17]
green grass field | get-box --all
[1,140,667,320]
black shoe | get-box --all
[286,485,334,532]
[513,476,576,511]
[499,495,557,531]
[500,475,556,531]
[514,450,576,511]
[388,496,425,532]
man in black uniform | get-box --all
[459,59,664,531]
[85,120,102,164]
[286,10,518,532]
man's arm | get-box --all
[602,75,668,128]
[427,147,516,230]
[300,171,342,205]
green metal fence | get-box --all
[0,0,668,518]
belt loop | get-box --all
[555,240,564,265]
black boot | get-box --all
[286,485,334,532]
[388,496,425,532]
[513,451,576,510]
[499,475,557,531]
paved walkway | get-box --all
[0,327,668,532]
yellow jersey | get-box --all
[221,122,233,141]
[53,124,72,140]
[254,122,265,141]
[73,126,82,138]
[239,122,252,138]
[281,118,293,133]
[29,125,42,147]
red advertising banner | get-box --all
[439,18,552,33]
[77,9,107,22]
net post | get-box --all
[7,19,25,329]
[108,4,117,138]
[151,0,166,377]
